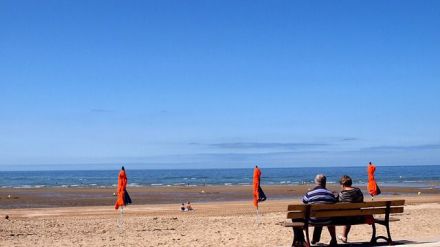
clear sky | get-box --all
[1,1,439,170]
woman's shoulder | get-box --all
[352,187,363,193]
[339,187,364,202]
[346,187,363,195]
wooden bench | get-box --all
[284,200,405,246]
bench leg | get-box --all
[291,228,297,247]
[370,223,377,244]
[385,221,393,244]
[304,227,311,247]
[371,222,394,245]
[292,228,307,247]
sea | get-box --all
[1,165,439,189]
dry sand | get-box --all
[1,193,440,246]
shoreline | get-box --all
[1,184,439,209]
[2,181,439,189]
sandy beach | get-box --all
[1,186,440,246]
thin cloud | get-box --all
[208,142,329,150]
[341,137,358,141]
[362,144,440,152]
[90,108,113,113]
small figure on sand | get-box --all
[367,162,381,199]
[180,202,194,212]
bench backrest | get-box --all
[287,200,405,219]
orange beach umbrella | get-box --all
[115,167,128,210]
[253,166,266,208]
[253,166,261,208]
[367,162,381,197]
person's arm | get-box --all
[332,194,338,203]
[302,193,309,204]
[358,189,364,202]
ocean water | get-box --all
[0,165,439,189]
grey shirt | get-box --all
[337,187,364,203]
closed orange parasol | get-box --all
[253,165,266,209]
[115,167,128,210]
[367,162,381,197]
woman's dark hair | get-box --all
[121,166,125,171]
[339,175,352,187]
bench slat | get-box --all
[284,218,400,228]
[374,217,401,223]
[283,222,305,228]
[286,211,305,219]
[287,204,307,211]
[311,200,405,210]
[311,207,404,218]
[287,200,405,211]
[287,206,403,219]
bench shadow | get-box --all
[335,240,430,246]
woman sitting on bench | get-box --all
[336,175,364,243]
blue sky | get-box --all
[1,1,439,170]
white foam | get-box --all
[128,183,141,187]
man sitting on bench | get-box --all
[293,174,337,246]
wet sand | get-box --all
[1,184,439,209]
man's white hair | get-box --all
[314,174,327,186]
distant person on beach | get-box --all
[336,175,364,243]
[180,203,186,211]
[293,174,337,247]
[368,162,381,199]
[186,201,193,211]
[115,166,132,210]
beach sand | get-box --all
[1,186,440,246]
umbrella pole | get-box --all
[117,207,124,229]
[255,207,260,225]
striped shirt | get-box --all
[303,186,337,204]
[302,186,337,224]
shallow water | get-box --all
[1,165,439,188]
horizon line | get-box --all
[1,164,439,172]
